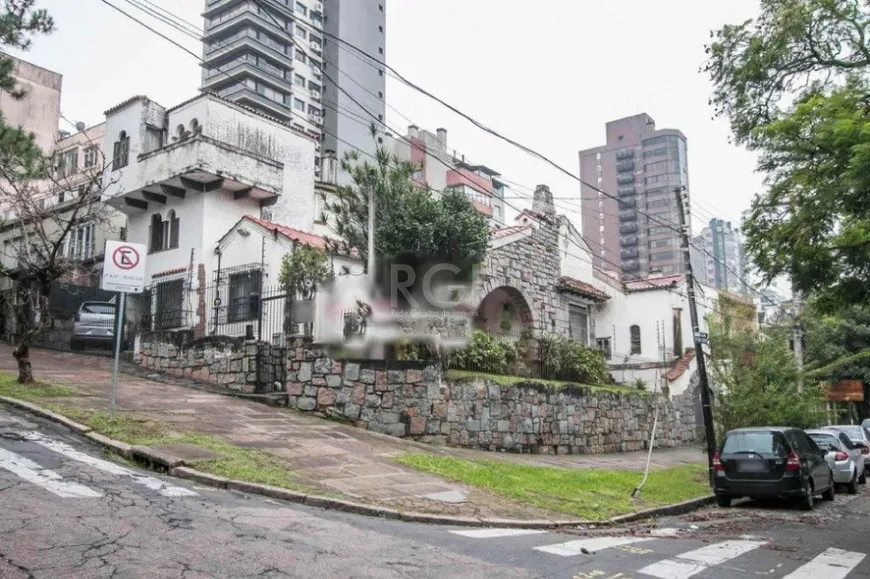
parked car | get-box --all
[823,425,870,474]
[862,418,870,432]
[70,301,116,351]
[806,429,862,494]
[713,427,835,510]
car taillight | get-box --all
[835,451,849,461]
[785,450,801,471]
[713,451,723,472]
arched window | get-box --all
[112,131,129,170]
[630,324,641,355]
[189,118,200,134]
[149,213,163,253]
[176,124,186,140]
[167,210,179,249]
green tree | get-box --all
[705,0,870,311]
[323,127,490,285]
[709,322,826,433]
[278,244,332,335]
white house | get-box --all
[100,92,325,336]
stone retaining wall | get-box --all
[286,339,698,454]
[136,333,261,393]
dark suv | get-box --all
[713,427,835,510]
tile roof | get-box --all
[104,95,148,116]
[244,215,327,249]
[490,224,531,239]
[555,276,610,301]
[665,349,696,381]
[624,274,685,292]
[152,267,188,279]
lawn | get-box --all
[446,370,647,395]
[0,373,77,401]
[395,453,709,520]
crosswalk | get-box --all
[449,528,868,578]
[0,430,197,499]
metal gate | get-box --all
[255,288,292,393]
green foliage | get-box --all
[323,126,490,280]
[705,0,870,311]
[708,321,826,434]
[803,302,870,405]
[557,338,610,385]
[633,378,648,391]
[278,244,332,295]
[449,330,517,375]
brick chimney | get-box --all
[532,184,556,216]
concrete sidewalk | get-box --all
[0,346,703,520]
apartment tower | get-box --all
[579,114,689,279]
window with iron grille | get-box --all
[569,305,589,345]
[630,324,641,354]
[112,132,129,170]
[154,279,184,330]
[596,337,612,359]
[228,270,262,323]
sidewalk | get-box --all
[0,346,703,520]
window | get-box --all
[57,148,78,177]
[673,308,683,356]
[149,213,163,253]
[378,69,383,76]
[378,47,383,54]
[295,1,307,16]
[378,91,383,99]
[722,431,788,457]
[648,226,673,235]
[630,325,641,354]
[83,146,99,169]
[379,25,383,32]
[112,131,129,170]
[493,204,502,219]
[149,211,179,252]
[167,210,179,249]
[294,73,306,87]
[650,251,676,262]
[154,279,185,330]
[568,305,589,345]
[295,51,306,64]
[293,98,306,111]
[228,270,262,323]
[295,25,307,39]
[596,337,612,359]
[66,223,94,260]
[379,4,383,10]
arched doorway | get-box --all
[474,286,534,340]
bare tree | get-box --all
[0,144,117,382]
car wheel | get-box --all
[715,495,731,508]
[848,470,859,495]
[822,474,836,501]
[800,480,815,511]
[860,469,867,485]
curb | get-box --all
[0,395,714,529]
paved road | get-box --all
[1,406,869,578]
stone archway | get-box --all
[474,286,534,340]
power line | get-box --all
[119,0,201,42]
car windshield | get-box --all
[81,303,115,316]
[831,426,863,440]
[722,431,788,457]
[808,434,840,452]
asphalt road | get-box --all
[1,406,870,579]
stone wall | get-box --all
[286,339,699,454]
[136,333,261,393]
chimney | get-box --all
[436,127,447,148]
[408,124,419,138]
[322,150,338,184]
[532,184,556,217]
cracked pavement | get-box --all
[2,405,870,578]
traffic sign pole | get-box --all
[110,291,126,414]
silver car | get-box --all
[824,425,870,477]
[807,429,862,493]
[70,301,116,351]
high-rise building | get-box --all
[699,218,747,295]
[200,1,385,178]
[579,114,689,279]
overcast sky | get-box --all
[10,0,763,234]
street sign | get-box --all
[694,332,709,344]
[101,241,146,294]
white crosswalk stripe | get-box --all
[0,446,102,498]
[450,528,548,539]
[638,539,767,579]
[22,431,197,498]
[783,547,866,579]
[534,536,654,557]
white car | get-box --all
[807,429,864,493]
[824,425,870,477]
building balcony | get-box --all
[619,223,638,234]
[616,172,634,184]
[616,159,635,172]
[312,1,323,14]
[618,209,637,222]
[619,197,636,209]
[617,184,636,196]
[621,247,639,260]
[620,235,638,247]
[616,147,634,160]
[216,85,294,123]
[202,8,290,46]
[104,133,283,215]
[204,32,293,69]
[203,0,296,20]
[202,61,294,94]
[307,113,323,125]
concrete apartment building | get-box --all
[200,0,386,177]
[0,55,62,153]
[698,218,747,295]
[579,113,689,279]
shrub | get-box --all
[536,333,610,385]
[450,331,517,374]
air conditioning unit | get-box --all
[313,2,324,13]
[308,113,322,124]
[310,91,322,103]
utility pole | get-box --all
[674,186,717,486]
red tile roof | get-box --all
[555,276,610,301]
[490,224,532,239]
[244,215,327,249]
[152,267,187,279]
[665,349,696,381]
[624,274,685,292]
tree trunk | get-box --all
[12,343,32,383]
